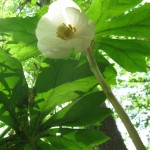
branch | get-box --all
[86,43,146,150]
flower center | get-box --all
[57,23,76,40]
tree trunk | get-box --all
[95,115,128,150]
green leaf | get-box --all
[31,0,36,5]
[24,144,32,150]
[94,4,150,72]
[74,0,92,11]
[30,58,114,134]
[4,41,39,61]
[0,6,48,61]
[42,92,111,130]
[96,3,150,38]
[34,58,115,115]
[0,144,7,150]
[103,65,117,85]
[0,122,5,128]
[0,17,38,60]
[47,136,82,150]
[0,134,23,149]
[36,140,56,150]
[88,0,142,23]
[47,128,109,149]
[34,59,97,111]
[97,38,149,72]
[0,50,28,130]
[95,53,117,85]
[57,128,109,147]
[0,93,16,128]
[30,59,98,131]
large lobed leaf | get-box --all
[42,128,109,150]
[33,59,97,114]
[41,92,112,131]
[89,1,150,72]
[88,0,142,23]
[0,50,28,131]
[0,6,48,61]
[30,58,115,134]
[0,17,39,61]
[95,3,150,38]
[96,38,150,72]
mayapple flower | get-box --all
[36,0,95,59]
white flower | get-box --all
[36,0,95,59]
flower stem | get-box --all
[86,45,146,150]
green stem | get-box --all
[86,45,146,150]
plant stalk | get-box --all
[86,45,146,150]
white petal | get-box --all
[76,20,95,37]
[37,43,71,59]
[36,14,57,39]
[74,20,95,47]
[47,4,65,25]
[48,0,80,25]
[88,20,96,38]
[65,7,87,27]
[70,38,92,51]
[48,0,81,13]
[64,7,95,51]
[36,13,66,48]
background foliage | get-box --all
[0,0,149,149]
